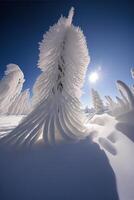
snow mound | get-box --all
[89,113,134,200]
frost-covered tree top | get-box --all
[32,7,90,106]
[1,8,90,146]
[0,64,25,114]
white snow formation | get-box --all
[91,88,104,114]
[90,113,134,200]
[106,80,134,117]
[8,89,31,115]
[0,7,133,200]
[0,64,25,114]
[1,8,90,146]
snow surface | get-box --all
[89,113,134,200]
[0,114,133,200]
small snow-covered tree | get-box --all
[2,8,90,146]
[0,64,25,114]
[85,106,90,113]
[91,89,104,114]
[130,68,134,94]
[8,89,31,115]
[131,68,134,79]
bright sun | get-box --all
[89,72,99,83]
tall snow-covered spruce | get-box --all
[1,8,90,146]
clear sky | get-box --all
[0,0,134,107]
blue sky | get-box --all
[0,0,134,107]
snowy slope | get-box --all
[90,114,134,200]
[0,114,133,200]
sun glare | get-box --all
[89,72,99,83]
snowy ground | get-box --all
[90,113,134,200]
[0,114,133,200]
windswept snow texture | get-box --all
[1,8,90,146]
[0,115,24,138]
[89,113,134,200]
[8,89,31,115]
[0,64,25,114]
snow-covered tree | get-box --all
[0,64,25,115]
[131,68,134,79]
[117,80,134,108]
[91,88,104,114]
[105,95,118,115]
[106,80,134,116]
[130,68,134,94]
[85,106,90,113]
[2,8,90,146]
[8,89,31,115]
